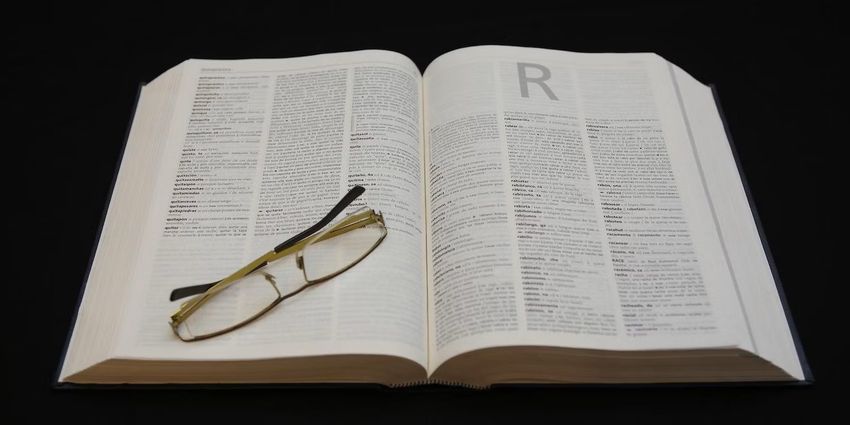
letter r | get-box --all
[517,62,559,101]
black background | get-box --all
[4,1,844,422]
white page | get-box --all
[114,51,428,368]
[669,63,804,380]
[423,46,751,372]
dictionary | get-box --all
[56,46,810,388]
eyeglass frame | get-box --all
[167,185,387,342]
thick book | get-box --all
[56,46,811,388]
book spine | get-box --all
[390,379,488,390]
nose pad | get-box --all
[261,272,282,297]
[296,255,304,270]
[261,272,277,287]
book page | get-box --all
[114,51,428,368]
[423,46,752,372]
[669,64,804,379]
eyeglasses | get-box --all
[168,185,387,342]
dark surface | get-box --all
[4,1,842,423]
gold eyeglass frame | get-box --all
[168,187,386,342]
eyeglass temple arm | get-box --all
[272,185,365,253]
[168,185,366,302]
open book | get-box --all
[57,46,809,388]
